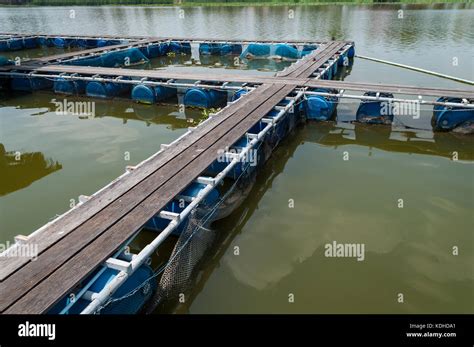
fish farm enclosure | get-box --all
[0,3,472,326]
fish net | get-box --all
[146,164,257,313]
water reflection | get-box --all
[302,122,474,161]
[0,93,207,129]
[0,143,62,196]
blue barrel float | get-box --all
[53,37,76,48]
[140,43,167,59]
[10,76,53,92]
[144,182,220,235]
[54,77,87,95]
[22,37,38,49]
[240,43,271,59]
[274,44,300,60]
[205,134,264,179]
[48,263,157,314]
[0,56,13,66]
[300,88,338,121]
[168,41,191,54]
[330,59,338,77]
[301,44,318,57]
[1,39,23,51]
[347,45,355,58]
[64,55,104,67]
[231,88,248,102]
[131,84,176,104]
[338,51,348,67]
[199,43,242,56]
[64,48,148,68]
[184,88,227,108]
[86,81,130,99]
[96,39,123,47]
[220,44,242,56]
[37,37,54,47]
[100,48,149,67]
[431,97,474,132]
[76,39,99,48]
[0,40,8,51]
[356,92,394,125]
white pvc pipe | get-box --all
[304,90,474,109]
[356,55,474,86]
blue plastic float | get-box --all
[184,88,227,108]
[144,182,220,235]
[432,97,474,132]
[54,78,87,95]
[231,88,248,101]
[168,41,191,54]
[356,92,394,124]
[86,81,130,98]
[301,44,318,57]
[48,264,156,314]
[131,84,176,104]
[300,89,338,121]
[10,76,53,91]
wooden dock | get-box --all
[0,34,472,314]
[0,40,349,314]
[3,64,473,98]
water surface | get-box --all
[0,4,472,313]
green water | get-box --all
[0,4,473,313]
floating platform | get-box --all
[0,33,472,315]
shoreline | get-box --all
[0,1,470,8]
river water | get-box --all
[0,4,472,313]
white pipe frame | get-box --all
[303,90,474,109]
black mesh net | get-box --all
[145,168,257,313]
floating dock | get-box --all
[0,33,472,314]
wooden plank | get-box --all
[0,83,283,311]
[4,83,295,314]
[285,42,346,79]
[0,83,277,282]
[276,41,341,77]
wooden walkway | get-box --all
[0,41,348,314]
[3,63,472,98]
